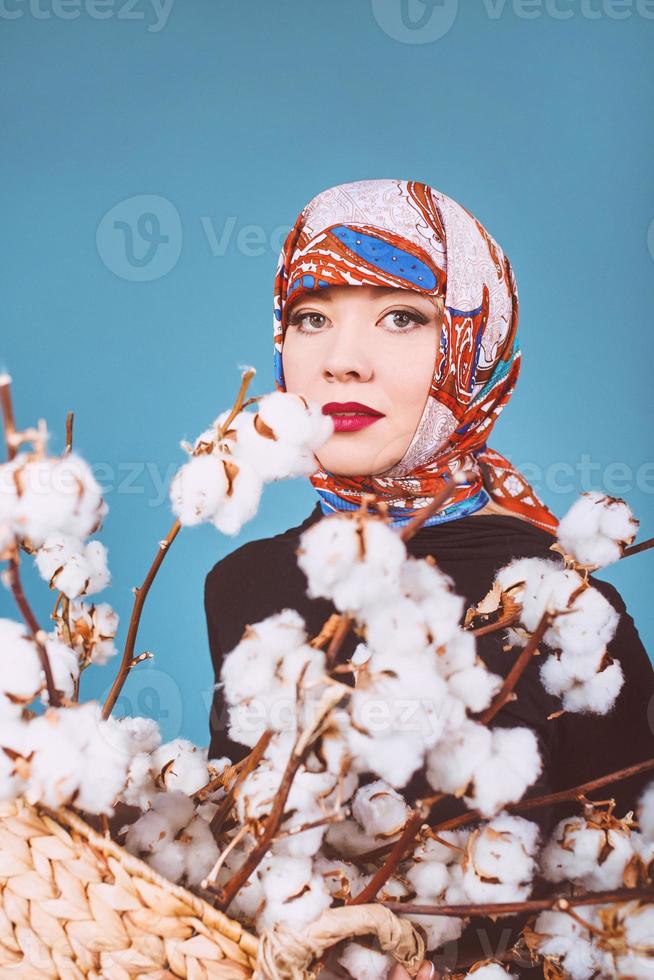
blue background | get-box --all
[2,0,653,749]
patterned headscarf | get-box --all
[273,179,558,535]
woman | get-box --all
[205,179,654,975]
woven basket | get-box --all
[0,798,426,980]
[0,797,258,979]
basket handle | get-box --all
[255,903,426,979]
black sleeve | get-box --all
[204,565,251,765]
[550,576,654,814]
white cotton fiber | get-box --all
[337,942,393,980]
[426,720,492,796]
[465,726,542,818]
[169,454,229,526]
[351,780,410,837]
[557,491,638,569]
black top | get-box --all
[204,504,654,967]
[205,503,654,809]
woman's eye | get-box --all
[380,310,425,331]
[292,312,328,333]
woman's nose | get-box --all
[321,327,373,383]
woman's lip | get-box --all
[322,402,385,416]
[330,414,383,433]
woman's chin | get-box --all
[315,447,404,477]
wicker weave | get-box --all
[0,797,258,979]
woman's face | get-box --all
[281,285,441,476]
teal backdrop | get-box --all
[2,0,653,749]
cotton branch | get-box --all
[210,683,346,911]
[64,411,74,455]
[356,755,654,866]
[477,608,552,726]
[207,729,273,840]
[381,885,654,919]
[623,536,654,559]
[101,520,181,719]
[347,795,445,906]
[0,373,62,708]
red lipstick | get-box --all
[322,401,385,433]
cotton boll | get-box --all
[227,396,333,481]
[120,752,157,809]
[413,829,468,865]
[401,910,464,952]
[66,599,119,665]
[364,598,431,658]
[257,873,331,931]
[557,492,638,569]
[297,514,406,616]
[490,812,540,854]
[465,727,542,818]
[258,853,312,903]
[26,701,133,815]
[181,815,220,887]
[494,558,560,606]
[37,536,110,600]
[255,391,333,451]
[350,649,449,754]
[561,660,624,715]
[425,720,492,796]
[148,739,212,796]
[541,814,635,891]
[351,780,410,837]
[0,618,44,702]
[347,727,427,790]
[236,766,283,824]
[447,664,502,714]
[12,454,106,546]
[539,647,624,715]
[598,497,639,544]
[533,908,608,980]
[401,555,456,602]
[169,454,229,526]
[434,628,477,678]
[315,857,364,900]
[546,584,620,658]
[147,840,188,883]
[211,457,264,536]
[35,532,80,581]
[461,816,538,903]
[337,942,393,980]
[420,588,466,648]
[124,809,175,855]
[83,540,111,593]
[615,904,654,978]
[273,809,328,858]
[221,608,308,704]
[324,818,384,858]
[520,568,582,634]
[406,857,450,899]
